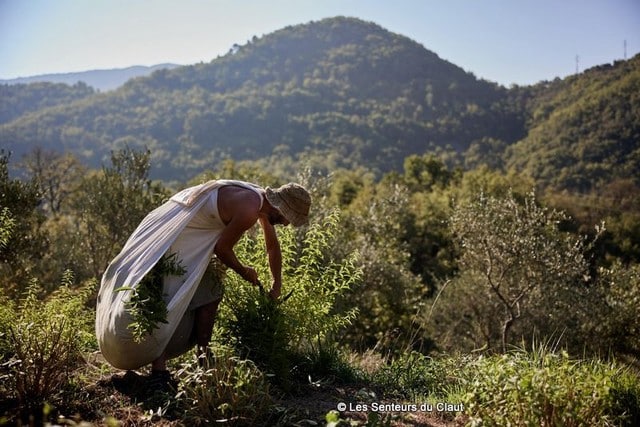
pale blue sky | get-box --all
[1,0,638,86]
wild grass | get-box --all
[367,343,640,426]
[174,344,275,426]
[460,345,640,426]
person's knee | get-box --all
[195,299,221,324]
[201,299,221,315]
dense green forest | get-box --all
[0,81,95,124]
[1,16,639,426]
[0,17,515,181]
[3,17,636,190]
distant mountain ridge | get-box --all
[0,64,181,91]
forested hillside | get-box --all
[0,82,95,124]
[1,17,521,181]
[505,54,640,191]
[1,17,637,191]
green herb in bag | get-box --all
[116,252,186,342]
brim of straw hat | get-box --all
[265,187,309,227]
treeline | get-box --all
[2,147,638,362]
[0,81,95,124]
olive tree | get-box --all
[429,191,601,353]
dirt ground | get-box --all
[58,370,464,426]
[2,353,465,426]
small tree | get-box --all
[21,148,86,216]
[431,191,600,353]
[71,147,167,278]
[0,151,47,295]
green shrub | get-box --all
[371,351,446,400]
[0,271,95,422]
[222,288,292,390]
[0,152,48,297]
[293,341,363,384]
[175,344,275,426]
[218,210,361,387]
[0,207,14,250]
[462,347,640,426]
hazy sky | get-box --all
[1,0,638,86]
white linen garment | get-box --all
[95,180,263,369]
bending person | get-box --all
[95,179,311,387]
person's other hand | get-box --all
[243,266,259,285]
[268,285,281,301]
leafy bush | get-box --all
[217,210,361,386]
[0,271,95,422]
[175,344,275,426]
[462,346,640,426]
[0,207,14,249]
[340,181,425,352]
[598,262,640,359]
[224,292,293,388]
[0,151,48,296]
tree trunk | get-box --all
[501,317,513,353]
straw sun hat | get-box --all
[264,183,311,227]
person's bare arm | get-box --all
[214,191,261,284]
[258,215,282,299]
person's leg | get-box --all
[195,298,221,353]
[150,305,195,375]
[148,351,174,393]
[151,353,168,371]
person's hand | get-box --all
[243,266,259,285]
[267,280,282,301]
[268,286,281,301]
